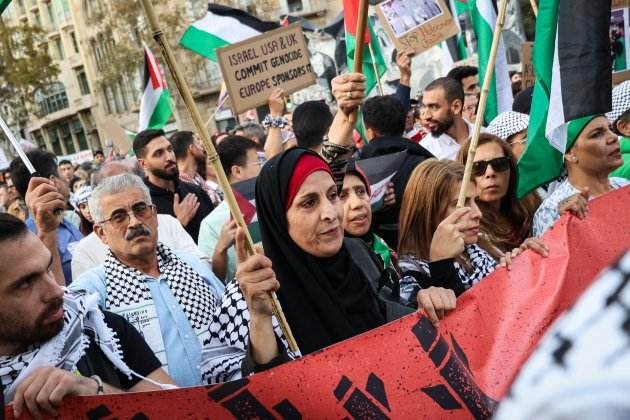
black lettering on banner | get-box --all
[207,377,250,401]
[130,413,150,420]
[333,373,392,418]
[420,385,464,410]
[279,35,286,49]
[273,399,302,420]
[412,316,498,419]
[86,404,113,420]
[287,34,298,47]
[208,377,303,419]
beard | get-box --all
[429,112,455,136]
[194,153,207,179]
[0,298,64,348]
[152,165,179,181]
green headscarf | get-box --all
[565,114,600,152]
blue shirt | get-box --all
[26,217,83,285]
[70,250,225,387]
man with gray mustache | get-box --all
[71,173,225,387]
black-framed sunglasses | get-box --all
[472,156,510,177]
[98,202,155,228]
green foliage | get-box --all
[88,0,206,92]
[0,19,59,118]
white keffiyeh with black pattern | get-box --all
[103,242,217,370]
[0,290,131,402]
[398,244,497,302]
[200,281,301,384]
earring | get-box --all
[571,156,577,162]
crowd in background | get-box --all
[1,49,630,417]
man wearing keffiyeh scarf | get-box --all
[0,213,173,419]
[71,173,225,387]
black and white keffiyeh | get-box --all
[104,242,217,335]
[486,111,530,141]
[495,250,630,419]
[399,244,497,302]
[607,80,630,125]
[200,281,301,384]
[0,290,131,402]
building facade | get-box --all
[0,0,342,163]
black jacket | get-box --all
[144,178,214,243]
[359,136,434,248]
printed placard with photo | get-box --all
[376,0,459,56]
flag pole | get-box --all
[368,43,384,96]
[0,116,36,174]
[457,0,509,207]
[205,93,230,129]
[139,0,300,354]
[348,0,370,123]
[529,0,538,17]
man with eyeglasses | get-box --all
[198,136,263,283]
[71,173,225,387]
[133,129,215,243]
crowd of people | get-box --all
[1,49,629,417]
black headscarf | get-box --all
[343,159,374,244]
[256,148,386,355]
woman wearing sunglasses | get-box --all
[457,133,543,256]
[397,159,499,301]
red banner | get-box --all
[6,187,630,419]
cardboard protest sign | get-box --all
[217,24,316,115]
[101,116,133,155]
[376,0,459,56]
[521,42,534,89]
[6,186,630,419]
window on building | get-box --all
[76,68,90,95]
[52,37,64,60]
[34,82,69,116]
[47,127,62,155]
[69,31,79,53]
[16,0,25,15]
[32,10,41,27]
[73,118,88,150]
[45,1,56,29]
[287,0,303,13]
[54,0,71,24]
[32,132,46,149]
[103,86,115,114]
[59,122,75,154]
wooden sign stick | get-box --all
[139,0,300,353]
[348,0,370,124]
[457,0,510,207]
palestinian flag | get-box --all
[216,81,230,113]
[442,0,470,71]
[179,4,279,62]
[138,45,172,132]
[343,0,387,96]
[516,0,612,198]
[470,0,513,122]
[232,177,261,243]
[356,151,407,212]
[1,0,11,15]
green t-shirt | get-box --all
[610,137,630,180]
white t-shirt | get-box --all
[71,214,209,279]
[420,120,476,160]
